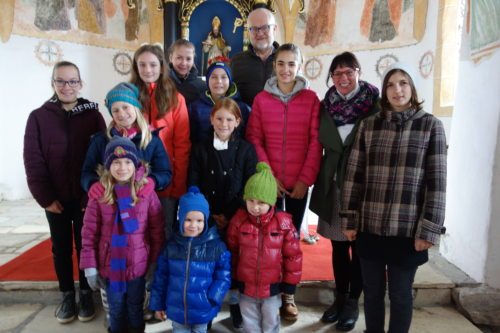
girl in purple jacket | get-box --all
[23,61,105,324]
[80,137,165,333]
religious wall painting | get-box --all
[297,0,427,57]
[375,53,398,78]
[304,57,322,81]
[468,0,500,60]
[113,51,133,75]
[12,0,152,50]
[419,50,433,79]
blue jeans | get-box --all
[172,321,208,333]
[360,258,418,333]
[106,277,145,333]
[239,294,281,333]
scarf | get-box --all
[323,80,379,126]
[109,184,139,293]
[111,125,139,140]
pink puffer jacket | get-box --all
[80,182,165,280]
[246,89,322,189]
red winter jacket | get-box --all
[246,80,322,190]
[80,181,165,280]
[226,208,302,298]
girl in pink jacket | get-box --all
[246,43,321,320]
[80,136,164,333]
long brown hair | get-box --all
[130,44,178,119]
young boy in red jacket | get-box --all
[226,162,303,332]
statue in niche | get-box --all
[202,16,231,66]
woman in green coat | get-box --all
[309,52,380,332]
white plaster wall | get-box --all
[486,123,500,288]
[0,35,125,201]
[441,47,500,282]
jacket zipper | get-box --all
[256,216,263,293]
[183,239,192,324]
[281,102,289,189]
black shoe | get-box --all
[336,298,359,331]
[230,304,243,329]
[55,291,76,324]
[78,290,95,322]
[321,293,346,323]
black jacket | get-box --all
[231,42,279,106]
[188,131,257,220]
[169,64,206,107]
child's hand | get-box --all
[155,310,167,321]
[276,179,290,198]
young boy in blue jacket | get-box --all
[150,186,231,332]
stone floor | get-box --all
[0,199,490,333]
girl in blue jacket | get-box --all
[150,186,231,333]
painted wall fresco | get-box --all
[12,0,152,50]
[297,0,427,57]
[469,0,500,59]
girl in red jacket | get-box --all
[131,44,191,239]
[80,136,164,333]
[227,162,303,332]
[246,43,321,319]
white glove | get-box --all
[85,268,106,291]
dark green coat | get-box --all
[309,104,380,222]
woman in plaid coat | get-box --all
[340,63,447,333]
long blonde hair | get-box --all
[106,104,152,149]
[97,164,149,206]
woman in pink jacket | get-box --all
[80,137,165,333]
[246,43,321,320]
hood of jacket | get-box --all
[44,96,99,117]
[263,75,309,103]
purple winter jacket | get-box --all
[80,182,165,280]
[23,97,105,208]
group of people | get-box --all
[22,6,447,333]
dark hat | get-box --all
[103,136,139,169]
[206,61,233,89]
[105,82,142,115]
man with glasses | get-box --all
[231,7,279,105]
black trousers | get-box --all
[276,194,308,233]
[45,200,90,292]
[331,240,362,299]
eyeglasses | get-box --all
[53,79,81,87]
[248,24,275,35]
[332,68,359,79]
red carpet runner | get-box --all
[0,229,333,282]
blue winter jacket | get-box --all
[149,225,231,325]
[81,130,172,192]
[188,83,251,144]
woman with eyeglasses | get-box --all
[23,61,105,324]
[309,52,380,331]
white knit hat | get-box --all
[382,62,419,89]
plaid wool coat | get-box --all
[340,107,447,245]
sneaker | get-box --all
[55,291,76,324]
[78,290,96,322]
[302,235,317,244]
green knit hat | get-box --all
[243,162,277,206]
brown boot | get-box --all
[280,293,299,321]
